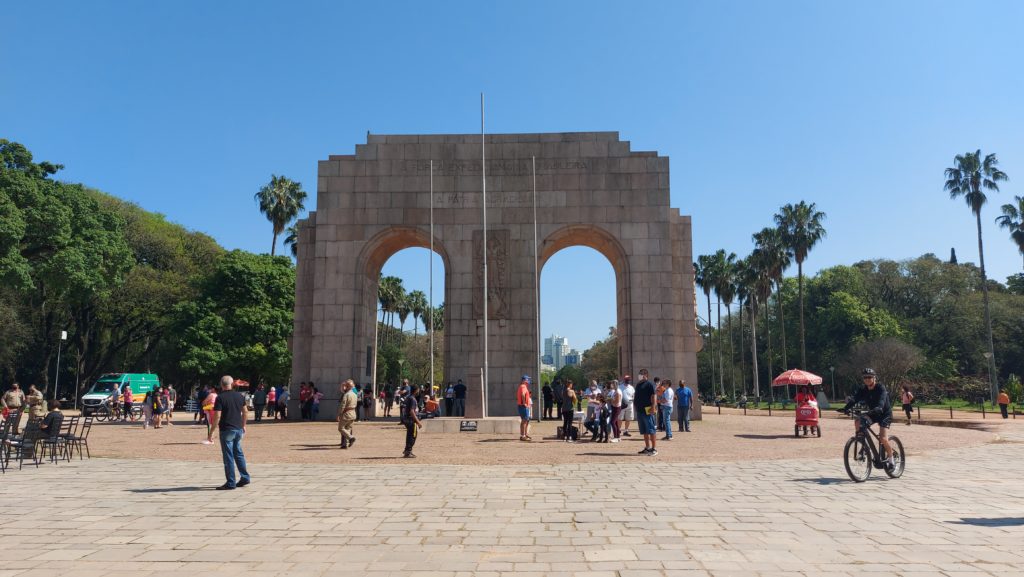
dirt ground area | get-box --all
[83,410,1007,466]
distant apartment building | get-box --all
[543,334,583,370]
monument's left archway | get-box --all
[292,132,700,418]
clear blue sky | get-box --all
[4,1,1023,353]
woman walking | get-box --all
[607,380,622,442]
[201,385,218,444]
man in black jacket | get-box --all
[843,368,894,466]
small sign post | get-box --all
[459,420,478,432]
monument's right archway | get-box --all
[293,131,700,418]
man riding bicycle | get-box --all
[842,368,894,468]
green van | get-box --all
[81,373,161,416]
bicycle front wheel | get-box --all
[843,436,872,482]
[885,436,906,478]
[95,406,110,422]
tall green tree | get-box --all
[717,254,738,398]
[173,251,294,384]
[775,201,827,369]
[995,195,1024,269]
[407,290,427,336]
[694,256,715,389]
[945,150,1008,402]
[708,249,736,396]
[753,227,791,371]
[254,175,307,256]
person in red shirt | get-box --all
[517,376,533,442]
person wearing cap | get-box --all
[676,379,693,432]
[842,368,894,468]
[517,376,533,441]
[618,376,635,437]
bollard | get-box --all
[718,404,721,415]
[743,406,747,416]
[768,403,772,416]
[949,405,953,419]
[916,405,921,422]
[981,403,985,419]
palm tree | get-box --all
[254,174,307,256]
[996,195,1024,269]
[396,297,411,337]
[717,255,738,399]
[283,224,299,258]
[407,290,427,335]
[743,249,772,400]
[378,276,405,345]
[694,256,715,389]
[709,249,736,398]
[734,258,751,395]
[945,150,1008,403]
[430,304,445,333]
[774,202,826,369]
[753,227,792,381]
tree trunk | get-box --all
[765,288,773,402]
[271,230,278,256]
[727,306,735,399]
[706,292,715,392]
[798,260,806,370]
[976,211,998,404]
[750,300,760,400]
[717,300,723,398]
[738,302,746,395]
[777,280,788,371]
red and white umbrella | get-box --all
[772,369,823,387]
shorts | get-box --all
[517,406,530,421]
[621,404,635,421]
[902,403,913,415]
[637,412,656,435]
[870,414,893,429]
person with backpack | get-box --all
[400,384,422,458]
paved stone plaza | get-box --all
[2,422,1023,576]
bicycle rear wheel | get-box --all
[843,436,872,482]
[94,406,109,422]
[885,436,905,478]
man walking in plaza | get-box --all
[676,379,693,432]
[517,375,533,442]
[401,384,423,457]
[337,379,358,448]
[252,383,267,422]
[634,369,657,456]
[211,375,251,490]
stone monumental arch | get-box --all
[292,132,700,418]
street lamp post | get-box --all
[982,352,993,405]
[829,366,835,400]
[53,330,67,402]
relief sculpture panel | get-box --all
[473,229,510,319]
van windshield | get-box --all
[90,382,120,393]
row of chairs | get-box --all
[0,411,93,472]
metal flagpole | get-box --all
[429,160,435,403]
[372,289,379,400]
[481,93,489,417]
[53,330,67,401]
[532,156,541,422]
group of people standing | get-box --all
[543,370,694,456]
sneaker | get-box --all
[622,431,632,437]
[215,483,236,490]
[403,452,417,458]
[648,449,658,456]
[610,438,620,443]
[348,437,356,448]
[638,448,651,454]
[236,479,250,487]
[201,440,213,445]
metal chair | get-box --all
[67,417,93,460]
[38,414,67,465]
[57,416,79,461]
[9,421,44,470]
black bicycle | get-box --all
[841,408,905,482]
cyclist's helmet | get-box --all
[862,368,876,376]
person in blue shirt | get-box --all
[676,380,693,432]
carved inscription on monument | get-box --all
[403,159,589,176]
[473,229,510,320]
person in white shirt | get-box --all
[619,376,635,437]
[586,381,601,421]
[659,382,675,440]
